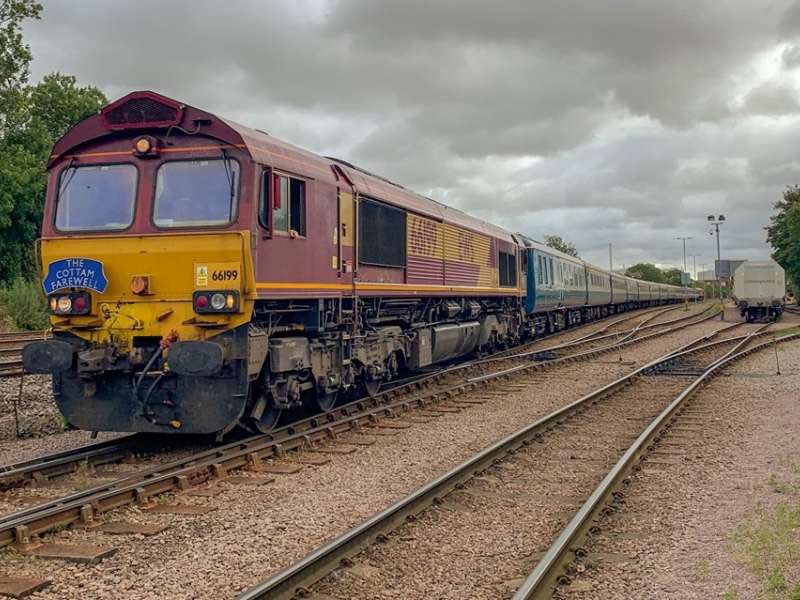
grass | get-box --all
[0,278,49,331]
[696,558,710,580]
[730,473,800,599]
[722,586,739,600]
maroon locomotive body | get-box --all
[26,91,525,434]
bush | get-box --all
[0,278,49,331]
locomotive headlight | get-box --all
[132,135,158,157]
[50,297,57,311]
[225,294,235,309]
[210,293,226,311]
[135,138,151,153]
[56,296,72,313]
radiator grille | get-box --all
[104,97,180,128]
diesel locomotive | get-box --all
[23,91,699,435]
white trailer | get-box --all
[733,260,786,322]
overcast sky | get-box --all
[24,0,800,272]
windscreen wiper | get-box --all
[221,149,236,220]
[56,157,78,200]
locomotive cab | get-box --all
[25,92,260,434]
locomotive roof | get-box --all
[225,118,516,243]
[51,90,514,244]
[49,90,693,295]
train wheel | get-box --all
[248,388,284,433]
[363,378,381,396]
[316,389,338,412]
[252,404,282,433]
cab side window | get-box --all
[260,171,306,236]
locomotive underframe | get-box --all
[34,292,684,435]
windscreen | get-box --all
[55,164,137,231]
[153,159,239,228]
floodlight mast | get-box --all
[707,214,725,316]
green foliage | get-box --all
[0,277,48,330]
[543,235,579,258]
[767,185,800,291]
[625,262,666,283]
[0,1,107,283]
[731,482,800,599]
[28,73,106,141]
[791,582,800,600]
[662,267,683,286]
[721,587,739,600]
[0,0,42,123]
[695,558,709,580]
[767,566,787,593]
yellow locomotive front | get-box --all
[23,92,259,434]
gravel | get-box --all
[0,309,729,599]
[312,374,692,599]
[556,333,800,599]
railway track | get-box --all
[0,330,48,378]
[0,330,48,347]
[0,303,719,551]
[514,331,797,599]
[235,325,795,600]
[0,303,701,492]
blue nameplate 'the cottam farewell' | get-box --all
[43,258,109,294]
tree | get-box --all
[625,263,665,283]
[543,235,579,258]
[662,267,683,286]
[766,185,800,290]
[0,0,42,129]
[0,2,106,282]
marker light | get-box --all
[210,293,226,310]
[72,295,87,312]
[50,292,91,315]
[192,290,239,314]
[57,296,72,313]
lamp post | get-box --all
[688,253,701,304]
[689,253,702,280]
[675,236,694,285]
[707,214,725,317]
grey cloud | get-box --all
[743,81,800,115]
[24,0,797,266]
[782,44,800,68]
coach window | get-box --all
[549,258,555,284]
[263,172,306,237]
